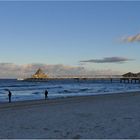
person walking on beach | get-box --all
[45,90,48,100]
[8,90,12,103]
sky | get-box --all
[0,1,140,78]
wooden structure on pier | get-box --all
[24,68,48,81]
[31,68,48,78]
[120,72,140,83]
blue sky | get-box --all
[0,1,140,77]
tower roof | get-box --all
[35,68,45,75]
[32,68,48,78]
[122,72,136,77]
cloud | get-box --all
[80,57,133,63]
[0,63,122,78]
[122,33,140,43]
[0,63,87,78]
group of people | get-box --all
[7,89,48,103]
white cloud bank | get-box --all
[0,63,122,78]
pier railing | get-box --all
[51,76,140,84]
[20,74,140,84]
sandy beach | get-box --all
[0,92,140,139]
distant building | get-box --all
[122,72,136,77]
[23,68,48,81]
[122,72,140,78]
[136,72,140,77]
[121,72,140,83]
[31,68,48,78]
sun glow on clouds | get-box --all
[0,63,122,78]
[122,33,140,43]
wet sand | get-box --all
[0,92,140,139]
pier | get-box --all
[72,77,140,84]
[21,69,140,84]
[51,75,140,84]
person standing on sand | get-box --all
[8,90,12,103]
[45,90,48,100]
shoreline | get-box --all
[0,90,140,109]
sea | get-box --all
[0,79,140,102]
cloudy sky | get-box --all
[0,1,140,78]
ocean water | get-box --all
[0,79,140,102]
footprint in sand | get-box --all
[72,134,81,139]
[54,130,60,133]
[123,117,133,120]
[43,128,49,131]
[111,118,116,122]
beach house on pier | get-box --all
[122,72,137,78]
[121,72,140,83]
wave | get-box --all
[47,86,63,89]
[32,92,40,95]
[79,88,90,92]
[1,79,140,102]
[58,88,90,94]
